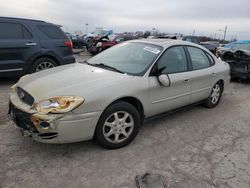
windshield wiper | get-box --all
[93,63,124,74]
[82,60,93,66]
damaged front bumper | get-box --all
[221,49,250,79]
[227,61,250,79]
[9,89,102,144]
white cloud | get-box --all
[0,0,249,39]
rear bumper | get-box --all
[9,89,102,144]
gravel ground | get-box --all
[0,53,250,188]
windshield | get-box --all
[87,42,163,76]
[232,44,250,51]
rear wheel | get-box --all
[204,82,223,108]
[30,58,57,73]
[95,101,141,149]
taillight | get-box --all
[64,40,73,49]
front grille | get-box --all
[17,87,34,106]
[9,103,37,132]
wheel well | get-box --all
[33,55,59,65]
[111,97,145,122]
[27,55,59,73]
[93,97,145,140]
[217,79,224,92]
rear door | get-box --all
[186,46,216,102]
[0,21,40,75]
[37,24,72,61]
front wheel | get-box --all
[95,101,141,149]
[204,82,223,108]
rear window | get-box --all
[206,52,215,65]
[38,25,66,39]
[0,22,32,39]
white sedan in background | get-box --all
[9,39,230,149]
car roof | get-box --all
[130,39,204,49]
[0,16,46,23]
[0,17,60,27]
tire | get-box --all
[95,101,141,149]
[203,82,223,108]
[87,47,98,55]
[30,58,57,73]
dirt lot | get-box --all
[0,53,250,188]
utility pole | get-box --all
[152,28,155,36]
[223,25,227,41]
[192,29,195,36]
[85,23,89,34]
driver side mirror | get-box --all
[158,74,170,87]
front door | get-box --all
[0,21,39,75]
[149,46,192,116]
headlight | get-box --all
[32,96,84,115]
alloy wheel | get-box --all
[36,62,55,72]
[103,111,134,143]
[211,84,221,104]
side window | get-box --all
[0,22,32,39]
[0,22,23,39]
[157,46,188,74]
[187,47,210,70]
[38,25,66,39]
[22,26,33,39]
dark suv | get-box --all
[0,17,75,77]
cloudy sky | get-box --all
[0,0,250,40]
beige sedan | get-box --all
[9,39,230,149]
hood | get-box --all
[17,63,133,102]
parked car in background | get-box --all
[218,41,250,79]
[0,17,75,77]
[70,35,86,49]
[201,42,217,55]
[9,40,230,149]
[182,36,217,55]
[182,36,201,44]
[216,40,250,57]
[86,34,134,55]
[94,28,113,36]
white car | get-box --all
[9,39,230,149]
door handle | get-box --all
[25,42,37,46]
[212,72,216,76]
[183,79,190,83]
